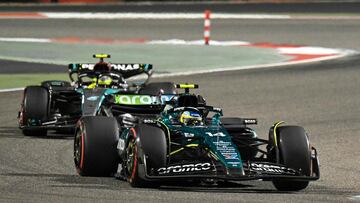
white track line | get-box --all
[152,53,349,78]
[148,39,250,46]
[0,54,350,93]
[148,39,355,56]
[1,12,359,20]
[278,47,345,55]
[0,87,24,93]
[0,37,51,43]
[0,39,356,93]
[41,12,291,20]
[349,195,360,201]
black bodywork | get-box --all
[18,60,162,134]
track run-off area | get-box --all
[0,2,360,203]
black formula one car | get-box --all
[18,54,176,136]
[74,84,319,191]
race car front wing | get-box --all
[139,151,320,182]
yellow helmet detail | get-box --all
[179,111,202,126]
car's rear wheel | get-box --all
[20,86,49,136]
[270,125,311,191]
[74,116,119,176]
[125,124,167,188]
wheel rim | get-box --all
[126,137,137,182]
[19,92,26,126]
[74,128,84,170]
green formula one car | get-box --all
[74,84,319,191]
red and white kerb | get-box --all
[204,10,211,45]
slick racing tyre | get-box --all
[139,82,176,95]
[74,116,119,177]
[125,124,167,188]
[20,86,49,136]
[271,126,311,191]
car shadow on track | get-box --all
[159,181,355,195]
[1,172,338,195]
[0,126,25,138]
[0,126,74,140]
[158,181,283,194]
[0,172,280,193]
[1,172,125,191]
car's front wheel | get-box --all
[270,125,311,191]
[124,124,167,188]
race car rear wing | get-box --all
[68,63,153,79]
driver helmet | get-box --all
[98,75,113,86]
[179,110,203,126]
[87,62,113,88]
[87,75,113,89]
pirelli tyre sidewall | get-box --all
[126,124,167,187]
[21,86,49,136]
[139,82,176,95]
[74,116,119,177]
[272,125,311,191]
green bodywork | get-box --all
[160,110,245,175]
[116,90,249,175]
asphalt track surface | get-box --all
[1,4,360,203]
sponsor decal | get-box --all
[161,95,176,103]
[213,141,239,159]
[220,150,237,154]
[184,132,194,138]
[218,148,236,152]
[80,63,95,70]
[244,119,257,125]
[223,153,239,159]
[250,163,297,175]
[80,64,143,71]
[206,132,226,137]
[117,139,125,151]
[112,64,141,71]
[213,141,231,144]
[228,162,241,165]
[214,141,236,151]
[86,96,99,101]
[143,119,157,124]
[114,95,159,105]
[190,112,201,117]
[157,163,211,175]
